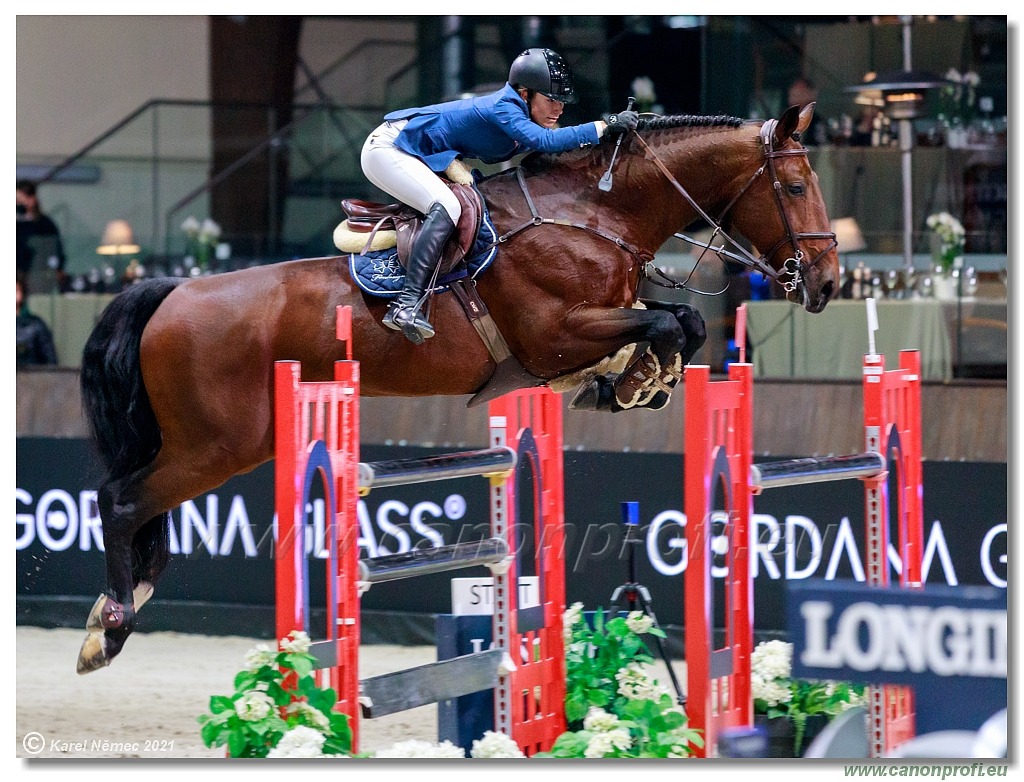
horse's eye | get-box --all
[787,183,805,196]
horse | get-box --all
[76,103,839,673]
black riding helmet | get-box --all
[508,48,577,104]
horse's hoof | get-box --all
[569,382,594,410]
[77,631,110,675]
[569,378,601,410]
[569,376,618,412]
[84,593,108,632]
[645,391,671,410]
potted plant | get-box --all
[536,604,704,758]
[197,630,353,758]
[751,639,866,757]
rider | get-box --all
[360,47,640,343]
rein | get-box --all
[488,167,655,264]
[635,118,837,294]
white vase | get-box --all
[932,274,957,301]
[947,126,968,149]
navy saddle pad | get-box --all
[348,204,499,298]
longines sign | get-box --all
[786,579,1007,734]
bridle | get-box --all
[636,118,837,295]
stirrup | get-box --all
[383,303,435,342]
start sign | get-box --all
[786,579,1007,735]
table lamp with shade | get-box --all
[831,217,867,298]
[97,219,141,291]
[97,219,140,256]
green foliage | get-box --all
[752,640,866,755]
[537,606,704,759]
[196,633,353,758]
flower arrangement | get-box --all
[536,604,704,758]
[630,76,658,113]
[197,630,353,758]
[752,640,865,756]
[940,68,981,127]
[925,211,966,274]
[372,739,467,758]
[370,731,525,759]
[181,215,222,271]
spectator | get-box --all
[787,77,828,146]
[17,179,66,286]
[16,275,58,367]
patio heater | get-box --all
[846,17,945,275]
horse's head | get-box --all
[727,103,840,312]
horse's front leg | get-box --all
[633,299,707,410]
[639,299,707,366]
[566,305,688,412]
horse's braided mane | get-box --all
[494,113,753,178]
[636,113,746,131]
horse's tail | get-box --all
[80,278,185,483]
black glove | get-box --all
[604,110,639,136]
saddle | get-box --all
[336,182,484,279]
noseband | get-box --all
[635,118,837,294]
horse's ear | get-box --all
[774,103,812,144]
[797,101,816,135]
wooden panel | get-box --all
[17,371,1007,463]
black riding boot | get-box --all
[383,202,456,343]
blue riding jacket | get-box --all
[383,83,600,172]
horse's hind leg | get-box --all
[77,459,186,673]
[78,470,163,673]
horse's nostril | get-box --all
[820,280,836,301]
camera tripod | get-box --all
[609,501,686,708]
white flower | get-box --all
[751,640,793,680]
[625,611,654,635]
[583,706,620,733]
[285,700,331,731]
[244,643,277,671]
[180,216,201,236]
[616,662,670,701]
[630,76,657,104]
[470,731,525,758]
[945,67,963,83]
[373,739,466,758]
[280,629,312,654]
[751,672,793,707]
[267,725,328,758]
[963,70,981,87]
[234,690,275,721]
[563,601,584,642]
[199,218,222,242]
[583,727,631,758]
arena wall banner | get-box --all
[16,439,1007,640]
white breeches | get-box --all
[360,120,462,224]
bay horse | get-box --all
[76,103,838,673]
